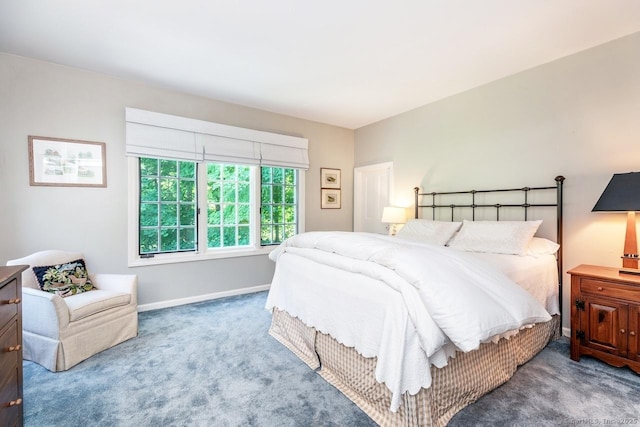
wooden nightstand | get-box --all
[568,264,640,374]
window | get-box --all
[131,157,304,265]
[206,163,251,248]
[139,158,197,255]
[260,167,297,245]
[126,108,308,266]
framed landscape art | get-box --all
[29,136,107,187]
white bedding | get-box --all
[266,231,556,411]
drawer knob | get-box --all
[7,344,21,352]
[7,298,20,304]
[621,329,626,334]
[631,331,636,337]
[8,398,22,407]
[597,286,603,291]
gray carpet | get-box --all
[24,291,640,426]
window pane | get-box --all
[238,183,250,203]
[208,164,221,180]
[261,185,271,201]
[272,206,283,223]
[140,229,158,254]
[223,226,236,246]
[140,203,158,227]
[273,168,283,184]
[179,204,196,226]
[238,166,250,182]
[284,205,295,223]
[160,204,177,226]
[208,204,221,225]
[285,186,295,204]
[223,183,236,203]
[208,227,221,247]
[140,178,158,202]
[160,229,178,251]
[223,205,236,224]
[284,169,295,185]
[238,204,250,224]
[180,227,196,250]
[261,167,271,184]
[238,226,250,245]
[261,225,272,244]
[179,180,195,202]
[261,205,271,223]
[223,165,236,180]
[140,158,158,176]
[160,178,177,201]
[273,185,283,203]
[208,183,221,203]
[179,161,195,178]
[160,159,177,177]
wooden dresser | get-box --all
[569,264,640,374]
[0,265,27,427]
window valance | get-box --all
[125,108,309,169]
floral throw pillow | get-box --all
[32,259,94,297]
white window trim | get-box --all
[127,158,305,267]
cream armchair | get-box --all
[7,250,138,371]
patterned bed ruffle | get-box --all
[269,309,559,427]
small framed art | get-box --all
[321,188,341,209]
[320,168,341,189]
[28,136,107,187]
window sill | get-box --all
[128,245,277,267]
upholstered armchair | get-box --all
[6,250,138,371]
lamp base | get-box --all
[620,267,640,276]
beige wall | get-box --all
[355,32,640,331]
[0,53,354,306]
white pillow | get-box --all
[527,237,560,256]
[448,220,542,255]
[395,219,462,245]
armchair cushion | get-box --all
[32,259,94,297]
[64,290,130,322]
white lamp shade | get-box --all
[381,206,407,224]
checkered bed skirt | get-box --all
[269,309,559,426]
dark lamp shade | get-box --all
[592,172,640,212]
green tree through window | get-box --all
[138,158,299,256]
[261,166,297,245]
[139,158,197,254]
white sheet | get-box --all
[266,231,554,411]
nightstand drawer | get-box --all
[580,278,640,303]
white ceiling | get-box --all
[1,1,640,129]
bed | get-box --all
[265,176,565,426]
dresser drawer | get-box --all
[581,278,640,303]
[0,366,20,427]
[0,320,19,387]
[0,279,19,328]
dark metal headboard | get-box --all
[413,176,565,317]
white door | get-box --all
[354,162,393,233]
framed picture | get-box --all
[321,189,341,209]
[28,136,107,187]
[320,168,341,189]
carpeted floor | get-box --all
[24,291,640,426]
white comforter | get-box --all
[266,231,551,411]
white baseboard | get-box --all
[137,284,271,312]
[562,326,570,338]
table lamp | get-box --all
[381,206,407,236]
[592,172,640,275]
